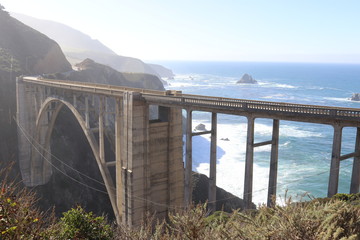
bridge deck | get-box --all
[22,77,360,126]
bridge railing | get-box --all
[21,77,166,96]
[143,93,360,120]
[22,77,360,120]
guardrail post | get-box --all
[350,127,360,193]
[328,124,342,197]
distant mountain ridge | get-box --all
[11,13,116,55]
[12,13,174,79]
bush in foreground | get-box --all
[1,163,359,239]
[114,197,360,240]
[53,206,113,240]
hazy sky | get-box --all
[2,0,360,63]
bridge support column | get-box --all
[121,96,184,226]
[209,112,217,212]
[85,96,90,129]
[122,92,148,227]
[328,124,343,197]
[267,119,280,207]
[350,127,360,193]
[17,78,53,186]
[17,77,35,185]
[115,98,122,224]
[167,107,185,209]
[185,109,193,207]
[244,116,255,209]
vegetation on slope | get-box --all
[1,161,359,240]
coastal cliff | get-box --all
[0,7,71,170]
[70,58,165,90]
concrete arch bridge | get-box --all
[16,76,360,226]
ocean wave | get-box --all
[323,97,352,102]
[280,125,323,138]
[191,121,323,205]
[254,141,291,153]
[259,81,298,89]
[261,94,296,100]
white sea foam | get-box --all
[258,81,298,89]
[261,94,295,100]
[281,125,323,138]
[323,97,352,102]
[190,119,324,204]
[254,123,322,138]
[173,70,354,204]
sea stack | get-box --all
[351,93,360,101]
[237,73,257,84]
[194,123,207,131]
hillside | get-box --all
[12,13,174,78]
[0,13,71,75]
[0,6,71,168]
[10,13,116,55]
[44,58,165,91]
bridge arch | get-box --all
[33,96,119,220]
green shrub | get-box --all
[333,193,360,202]
[55,206,113,240]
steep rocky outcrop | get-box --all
[192,172,255,212]
[68,58,164,90]
[237,73,257,84]
[148,63,175,79]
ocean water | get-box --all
[159,61,360,204]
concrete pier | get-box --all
[209,112,217,212]
[267,119,280,207]
[350,128,360,193]
[184,109,193,207]
[328,124,343,197]
[244,117,255,209]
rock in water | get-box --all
[192,172,256,211]
[351,93,360,101]
[237,73,257,84]
[194,123,207,131]
[220,138,230,141]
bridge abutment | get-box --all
[17,78,53,186]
